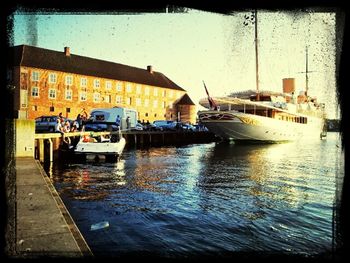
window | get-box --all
[126,83,132,93]
[136,98,141,106]
[105,95,111,103]
[32,105,38,111]
[116,95,122,103]
[50,106,55,112]
[153,100,158,108]
[94,79,100,88]
[93,92,100,102]
[31,71,39,81]
[116,82,122,92]
[80,78,87,87]
[144,99,149,107]
[136,85,141,94]
[31,87,39,97]
[80,91,87,101]
[65,89,73,100]
[126,97,131,105]
[145,86,150,96]
[65,75,73,86]
[162,101,166,108]
[153,88,158,96]
[48,89,56,99]
[66,107,71,113]
[106,81,112,90]
[48,73,57,84]
[162,90,166,97]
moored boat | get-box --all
[198,89,326,142]
[73,130,126,160]
[197,10,327,143]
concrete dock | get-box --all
[13,157,93,257]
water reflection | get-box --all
[50,161,126,201]
[47,133,342,255]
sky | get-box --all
[11,8,341,119]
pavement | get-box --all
[13,157,93,258]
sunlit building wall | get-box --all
[8,45,196,123]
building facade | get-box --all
[8,45,197,124]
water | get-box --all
[46,132,344,258]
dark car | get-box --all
[180,123,196,131]
[35,116,75,133]
[142,123,163,131]
[131,123,144,131]
[84,122,120,132]
[153,120,178,131]
[35,116,60,133]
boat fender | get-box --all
[82,135,90,142]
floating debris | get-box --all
[90,221,109,231]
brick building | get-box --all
[7,45,197,124]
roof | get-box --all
[175,93,196,105]
[8,45,185,92]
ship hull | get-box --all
[198,111,324,142]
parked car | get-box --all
[35,116,60,133]
[35,116,76,133]
[131,123,144,131]
[84,122,119,132]
[143,123,163,131]
[153,120,179,131]
[180,123,196,131]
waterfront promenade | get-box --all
[13,157,92,257]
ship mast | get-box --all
[300,45,315,98]
[254,9,260,101]
[305,45,309,96]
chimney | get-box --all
[147,65,153,73]
[282,78,295,94]
[64,47,70,56]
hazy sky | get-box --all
[11,8,340,118]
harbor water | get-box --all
[45,132,344,257]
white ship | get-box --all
[197,11,327,143]
[198,88,326,142]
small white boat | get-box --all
[74,132,126,160]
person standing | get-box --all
[76,114,82,131]
[126,116,130,130]
[115,115,121,129]
[55,119,63,134]
[58,112,64,124]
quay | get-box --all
[35,130,218,163]
[11,157,93,257]
[5,119,218,257]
